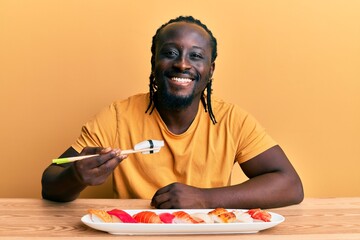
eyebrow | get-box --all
[160,43,205,51]
[192,46,205,51]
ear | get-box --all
[210,62,215,78]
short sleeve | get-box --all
[232,107,277,164]
[71,103,118,153]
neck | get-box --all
[155,97,200,135]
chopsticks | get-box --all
[52,139,164,164]
[52,147,161,164]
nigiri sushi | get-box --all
[107,209,137,223]
[88,209,112,223]
[191,212,214,223]
[133,211,162,223]
[247,208,272,222]
[208,208,236,223]
[172,211,203,224]
[232,210,254,223]
[159,212,175,223]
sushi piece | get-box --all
[88,209,112,223]
[159,212,175,223]
[232,210,254,223]
[212,212,237,223]
[172,211,203,224]
[247,208,272,222]
[208,207,228,217]
[191,212,214,223]
[107,209,137,223]
[208,208,236,223]
[133,211,162,223]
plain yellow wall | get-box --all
[1,0,359,199]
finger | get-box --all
[95,154,125,176]
[151,195,169,209]
[151,189,171,208]
[151,182,178,207]
[80,146,106,155]
[156,199,173,209]
[85,165,112,186]
[87,154,127,185]
[73,149,127,186]
[152,182,173,196]
[100,147,112,154]
[93,160,113,179]
[80,150,120,169]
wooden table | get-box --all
[0,198,359,239]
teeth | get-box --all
[171,77,192,83]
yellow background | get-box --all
[1,0,359,199]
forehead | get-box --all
[157,22,212,50]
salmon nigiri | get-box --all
[172,211,204,224]
[133,211,162,223]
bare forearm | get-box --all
[202,171,304,209]
[41,164,86,202]
[151,146,303,210]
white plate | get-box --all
[81,209,285,235]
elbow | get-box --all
[292,186,304,205]
[41,189,78,203]
[296,182,305,204]
[41,176,78,203]
[41,190,58,202]
[289,175,304,205]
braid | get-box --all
[146,16,218,124]
[203,79,217,124]
[145,73,156,114]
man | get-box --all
[42,16,304,209]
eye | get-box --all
[161,48,179,58]
[190,52,204,60]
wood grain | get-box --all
[0,198,359,239]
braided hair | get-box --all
[145,16,218,124]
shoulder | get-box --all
[210,96,265,134]
[210,96,250,122]
[89,93,149,122]
[111,93,150,111]
[113,93,149,105]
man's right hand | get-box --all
[73,147,127,186]
[41,146,127,202]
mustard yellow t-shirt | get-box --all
[72,93,276,199]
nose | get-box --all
[173,55,191,71]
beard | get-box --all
[155,85,196,110]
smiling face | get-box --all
[153,22,215,110]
